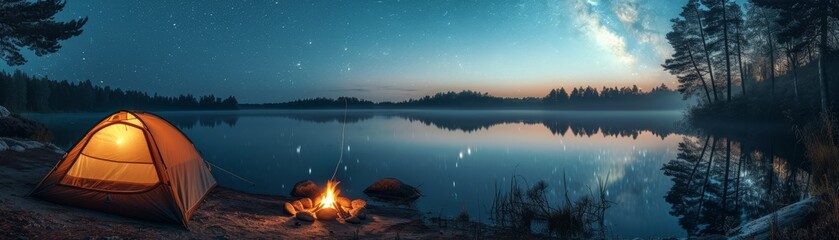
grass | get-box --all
[767,113,839,239]
[490,171,611,239]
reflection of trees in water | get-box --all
[165,114,240,129]
[273,111,683,138]
[399,112,682,138]
[662,135,809,236]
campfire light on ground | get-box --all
[284,180,367,224]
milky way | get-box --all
[2,0,742,103]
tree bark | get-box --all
[722,0,733,102]
[737,26,746,96]
[688,46,713,104]
[818,12,830,113]
[695,3,718,103]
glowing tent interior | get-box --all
[30,110,217,226]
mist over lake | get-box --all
[26,109,808,238]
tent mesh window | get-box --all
[60,123,160,192]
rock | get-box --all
[11,145,24,152]
[300,198,313,209]
[351,199,366,209]
[337,197,352,209]
[350,207,366,220]
[295,210,316,222]
[283,202,297,215]
[292,200,305,211]
[0,106,9,118]
[315,207,338,221]
[0,111,52,141]
[345,215,361,224]
[290,180,320,199]
[363,178,421,203]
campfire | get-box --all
[284,180,368,224]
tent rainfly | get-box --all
[30,110,217,226]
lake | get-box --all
[27,109,810,238]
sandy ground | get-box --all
[0,147,511,239]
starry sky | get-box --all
[3,0,709,103]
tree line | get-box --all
[247,85,687,110]
[664,0,838,119]
[0,70,238,112]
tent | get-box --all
[30,110,217,226]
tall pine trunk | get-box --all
[695,4,718,103]
[688,46,713,104]
[818,13,830,113]
[736,26,746,96]
[722,0,733,102]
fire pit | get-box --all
[284,180,367,224]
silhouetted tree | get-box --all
[0,0,87,66]
[0,70,239,112]
[753,0,839,112]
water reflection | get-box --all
[662,131,810,236]
[227,110,684,138]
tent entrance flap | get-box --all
[60,123,160,192]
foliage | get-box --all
[490,172,611,239]
[249,86,686,110]
[0,0,87,66]
[0,70,238,112]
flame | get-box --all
[319,180,340,209]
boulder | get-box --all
[292,200,305,211]
[350,207,367,220]
[344,215,361,224]
[351,199,367,209]
[0,106,9,118]
[337,197,351,209]
[283,202,297,215]
[0,111,51,141]
[295,210,316,222]
[315,207,338,221]
[290,180,320,199]
[363,178,421,203]
[300,198,313,209]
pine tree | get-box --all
[0,0,87,66]
[753,0,839,113]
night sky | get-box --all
[2,0,719,103]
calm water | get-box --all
[27,110,810,238]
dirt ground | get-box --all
[0,147,512,239]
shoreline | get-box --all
[0,146,502,239]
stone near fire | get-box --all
[363,178,421,203]
[337,197,352,209]
[290,180,320,199]
[301,198,313,209]
[292,200,305,212]
[345,215,361,224]
[315,207,339,221]
[351,199,367,209]
[350,207,367,220]
[284,202,297,215]
[295,210,316,222]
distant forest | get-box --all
[246,84,689,110]
[0,70,238,112]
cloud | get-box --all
[560,0,636,64]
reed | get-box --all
[490,171,612,238]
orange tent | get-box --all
[31,110,217,226]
